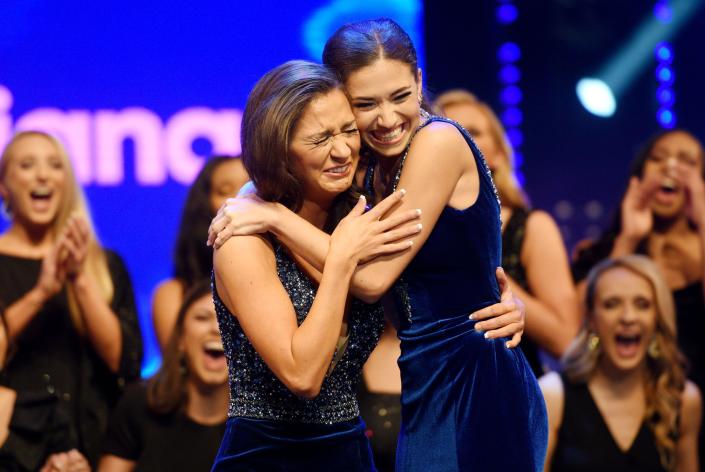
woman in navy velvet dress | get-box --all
[209,20,546,472]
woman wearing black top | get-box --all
[0,131,142,469]
[99,282,228,471]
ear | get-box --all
[416,68,423,100]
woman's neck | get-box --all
[185,380,229,425]
[297,198,331,229]
[591,360,646,397]
[653,213,692,235]
[1,221,53,255]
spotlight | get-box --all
[576,78,616,117]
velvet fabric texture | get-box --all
[211,416,376,471]
[391,117,548,471]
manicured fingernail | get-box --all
[505,341,511,348]
[484,332,490,339]
[468,314,475,320]
[399,188,406,195]
[416,223,423,230]
[415,209,422,216]
[407,240,414,247]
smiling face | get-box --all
[591,266,658,373]
[0,134,67,228]
[345,58,422,159]
[180,294,228,388]
[641,130,704,219]
[289,88,361,204]
[442,101,504,170]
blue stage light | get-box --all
[657,108,675,127]
[502,107,523,126]
[654,3,673,23]
[657,86,675,106]
[496,4,518,24]
[507,128,524,147]
[498,42,521,63]
[499,64,520,84]
[655,43,673,62]
[500,86,522,106]
[656,65,674,83]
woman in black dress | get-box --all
[0,131,142,469]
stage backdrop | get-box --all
[0,0,424,375]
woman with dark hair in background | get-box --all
[152,156,248,349]
[99,282,228,471]
[434,89,580,376]
[541,255,701,471]
[209,19,546,472]
[572,129,705,459]
[0,131,142,469]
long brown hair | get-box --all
[0,131,114,335]
[433,89,528,209]
[146,281,213,414]
[563,255,686,470]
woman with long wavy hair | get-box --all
[540,255,701,471]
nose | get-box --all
[35,162,50,181]
[620,304,639,324]
[377,103,397,129]
[330,136,352,161]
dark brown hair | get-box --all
[241,60,342,213]
[146,281,212,414]
[323,18,418,83]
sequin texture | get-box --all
[212,243,384,424]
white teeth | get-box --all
[661,178,678,190]
[327,164,349,174]
[204,341,224,352]
[373,125,403,143]
[31,188,52,197]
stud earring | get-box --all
[647,337,661,359]
[588,333,600,352]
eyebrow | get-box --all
[352,86,412,101]
[305,120,358,141]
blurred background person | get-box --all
[434,89,580,375]
[151,156,248,349]
[572,129,705,458]
[99,282,227,471]
[0,131,142,469]
[541,255,701,471]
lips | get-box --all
[323,163,352,177]
[654,178,681,206]
[29,188,54,212]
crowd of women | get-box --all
[0,17,702,472]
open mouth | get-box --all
[654,178,681,205]
[614,333,642,358]
[369,123,407,146]
[202,341,226,370]
[29,188,54,211]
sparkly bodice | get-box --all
[213,241,384,424]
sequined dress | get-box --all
[370,116,548,472]
[211,241,384,471]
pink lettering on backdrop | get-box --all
[0,85,242,185]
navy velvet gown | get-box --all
[211,242,384,471]
[383,117,548,471]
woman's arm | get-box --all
[676,380,702,472]
[538,371,564,472]
[151,279,184,350]
[513,211,580,357]
[98,455,136,472]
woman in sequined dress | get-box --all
[209,19,547,472]
[210,60,423,471]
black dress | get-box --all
[551,375,666,472]
[501,207,545,377]
[0,251,142,470]
[356,381,401,472]
[102,383,225,471]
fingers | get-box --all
[482,322,524,341]
[505,331,522,349]
[381,223,423,243]
[348,195,367,216]
[495,267,510,300]
[365,188,406,220]
[378,208,422,232]
[213,228,231,250]
[207,210,230,246]
[473,310,522,333]
[469,300,517,321]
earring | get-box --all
[0,199,10,219]
[648,337,661,359]
[179,353,188,377]
[588,333,600,352]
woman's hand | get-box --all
[468,268,525,348]
[619,176,659,242]
[207,193,278,249]
[35,234,69,300]
[328,190,422,265]
[39,449,91,472]
[60,216,90,279]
